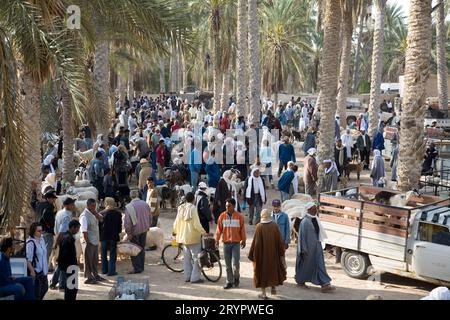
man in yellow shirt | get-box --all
[172,192,208,283]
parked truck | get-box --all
[318,186,450,286]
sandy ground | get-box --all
[45,142,436,300]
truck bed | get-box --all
[319,186,448,262]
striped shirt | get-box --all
[146,188,160,217]
[215,211,246,243]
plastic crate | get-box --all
[108,276,150,300]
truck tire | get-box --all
[341,250,371,279]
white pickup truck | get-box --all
[319,186,450,286]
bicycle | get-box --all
[161,235,222,282]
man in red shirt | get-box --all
[156,139,166,180]
[220,112,230,133]
[171,120,180,133]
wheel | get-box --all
[162,244,184,273]
[341,250,371,279]
[201,251,222,282]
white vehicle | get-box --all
[319,186,450,286]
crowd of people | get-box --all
[3,91,435,301]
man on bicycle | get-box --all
[173,192,208,284]
[215,198,246,289]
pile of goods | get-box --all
[110,276,150,300]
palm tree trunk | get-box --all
[177,47,183,92]
[159,57,166,93]
[336,8,353,124]
[221,67,231,111]
[213,31,221,113]
[397,0,433,191]
[248,0,261,126]
[236,0,248,117]
[61,83,75,184]
[436,0,448,116]
[93,38,111,138]
[368,0,386,138]
[182,53,188,90]
[170,45,178,93]
[18,62,42,225]
[128,65,134,101]
[352,7,365,94]
[316,0,342,186]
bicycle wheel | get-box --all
[162,244,184,273]
[201,251,222,282]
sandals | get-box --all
[258,294,269,300]
[321,285,336,293]
[297,283,310,289]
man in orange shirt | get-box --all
[215,198,246,289]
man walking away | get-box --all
[124,190,151,274]
[173,192,208,284]
[196,182,214,233]
[277,137,296,177]
[59,220,81,300]
[79,199,105,284]
[244,168,266,225]
[356,130,371,170]
[303,148,318,196]
[215,198,246,289]
[99,198,122,276]
[295,202,335,293]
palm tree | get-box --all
[336,0,363,122]
[316,0,342,184]
[351,2,366,94]
[260,0,312,103]
[367,0,386,138]
[236,0,248,117]
[397,0,433,192]
[436,0,448,115]
[248,0,261,125]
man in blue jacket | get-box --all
[277,165,297,202]
[278,137,296,177]
[271,199,290,249]
[0,238,34,300]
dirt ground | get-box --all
[45,141,437,300]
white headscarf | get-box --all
[324,159,340,177]
[371,149,382,170]
[304,202,328,243]
[245,168,266,203]
[222,170,238,203]
[307,148,316,156]
[41,173,57,194]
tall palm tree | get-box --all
[336,0,363,122]
[397,0,433,192]
[367,0,386,138]
[317,0,342,185]
[260,0,312,103]
[159,57,166,93]
[248,0,261,125]
[236,0,248,117]
[436,0,448,115]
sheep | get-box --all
[145,227,165,251]
[74,148,94,163]
[74,179,91,188]
[76,191,97,201]
[175,184,193,196]
[67,186,99,198]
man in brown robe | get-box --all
[303,148,318,196]
[248,209,286,299]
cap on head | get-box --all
[198,182,208,190]
[272,199,281,207]
[44,191,58,199]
